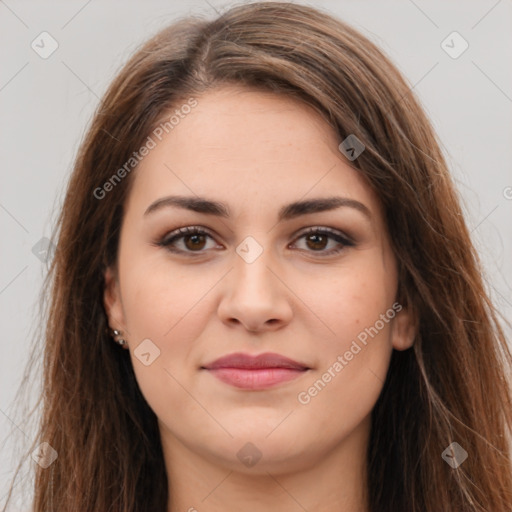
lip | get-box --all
[201,352,310,390]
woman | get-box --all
[3,2,512,511]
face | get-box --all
[104,86,415,475]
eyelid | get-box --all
[293,226,354,244]
[159,225,220,248]
[160,225,353,242]
[156,224,355,256]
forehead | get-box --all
[127,86,384,226]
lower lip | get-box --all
[205,367,307,389]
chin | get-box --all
[196,428,318,475]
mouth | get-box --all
[201,352,311,390]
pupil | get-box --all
[186,234,205,250]
[308,234,326,250]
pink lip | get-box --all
[201,352,310,390]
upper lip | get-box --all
[201,352,309,370]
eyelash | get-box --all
[155,225,355,257]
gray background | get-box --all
[1,0,511,509]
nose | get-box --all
[217,241,293,333]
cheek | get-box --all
[315,266,395,347]
[298,267,395,410]
[120,262,220,395]
[121,260,216,340]
[294,294,394,443]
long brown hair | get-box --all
[3,2,512,510]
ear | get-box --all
[103,266,127,333]
[390,304,417,351]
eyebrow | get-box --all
[144,195,372,222]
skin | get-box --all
[104,86,415,512]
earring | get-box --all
[110,328,127,347]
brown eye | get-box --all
[158,226,219,254]
[305,232,329,251]
[183,233,207,251]
[157,225,354,257]
[291,227,354,256]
